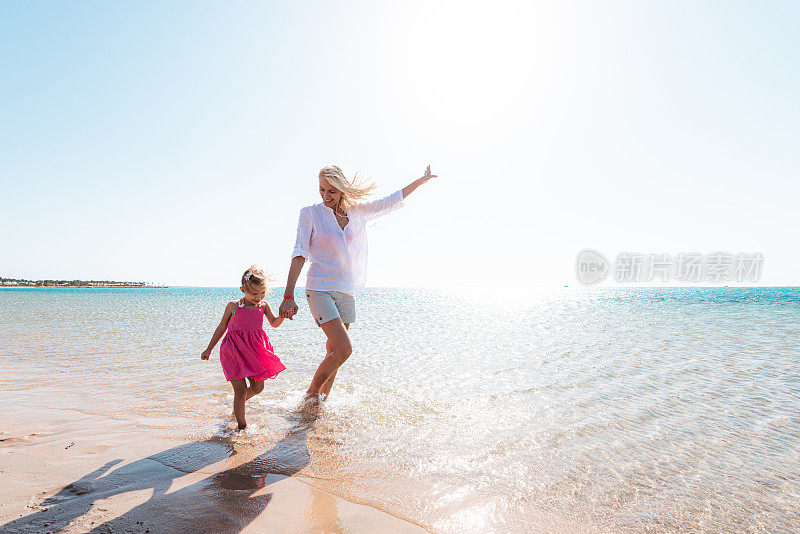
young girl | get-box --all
[201,265,286,430]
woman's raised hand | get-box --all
[402,164,437,199]
[420,164,437,183]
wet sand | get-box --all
[0,390,426,533]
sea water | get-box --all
[1,287,798,532]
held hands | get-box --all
[201,348,211,360]
[279,298,298,319]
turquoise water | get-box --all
[1,287,799,532]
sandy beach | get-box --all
[0,388,425,533]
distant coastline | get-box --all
[1,277,165,288]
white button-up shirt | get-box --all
[291,190,405,295]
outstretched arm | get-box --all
[279,256,305,319]
[355,165,437,221]
[401,165,437,199]
[201,303,235,360]
[264,303,284,327]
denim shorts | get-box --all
[306,290,356,326]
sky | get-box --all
[1,1,798,287]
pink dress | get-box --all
[219,300,286,382]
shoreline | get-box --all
[0,285,166,289]
[0,388,426,533]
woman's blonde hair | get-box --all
[241,265,272,292]
[319,165,376,214]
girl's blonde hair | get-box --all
[319,165,376,214]
[241,265,272,292]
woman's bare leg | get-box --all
[307,319,352,397]
[231,379,248,429]
[320,323,349,399]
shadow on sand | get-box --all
[2,413,317,534]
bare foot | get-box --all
[299,393,321,415]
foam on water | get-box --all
[1,286,799,532]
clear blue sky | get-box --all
[1,1,798,286]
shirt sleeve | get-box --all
[291,207,313,259]
[352,189,405,222]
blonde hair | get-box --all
[319,165,376,214]
[241,265,271,292]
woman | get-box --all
[279,164,436,404]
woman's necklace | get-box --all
[332,208,348,218]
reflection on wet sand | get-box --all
[3,417,316,533]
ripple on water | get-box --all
[2,287,800,532]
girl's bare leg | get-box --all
[246,377,264,399]
[307,319,352,397]
[320,323,349,399]
[231,379,248,429]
